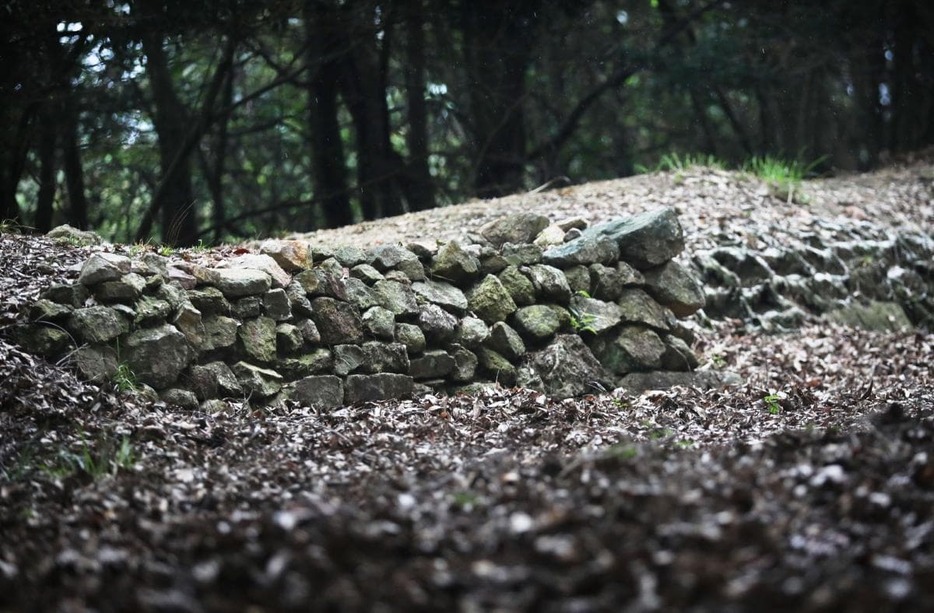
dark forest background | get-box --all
[1,0,932,246]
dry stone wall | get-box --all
[21,208,715,410]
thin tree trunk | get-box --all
[35,104,58,232]
[61,98,89,229]
[402,0,435,212]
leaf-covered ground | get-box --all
[2,161,934,611]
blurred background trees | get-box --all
[2,0,932,245]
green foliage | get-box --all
[763,393,782,415]
[113,362,139,393]
[568,306,597,334]
[743,155,825,204]
[39,434,136,481]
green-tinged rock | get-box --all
[160,388,199,410]
[173,303,205,349]
[542,234,619,267]
[311,297,364,345]
[350,263,384,284]
[563,265,591,295]
[479,213,550,248]
[643,260,706,317]
[589,262,644,301]
[450,344,478,382]
[72,345,118,382]
[202,315,239,351]
[826,300,913,332]
[232,361,283,398]
[617,288,674,331]
[276,323,304,354]
[395,322,426,354]
[498,266,536,306]
[239,316,277,363]
[29,299,72,322]
[19,325,72,357]
[344,277,377,311]
[410,349,456,380]
[487,322,526,360]
[418,303,458,344]
[78,253,131,286]
[134,296,172,325]
[568,295,621,335]
[263,288,292,320]
[660,334,700,371]
[467,275,517,323]
[523,334,613,398]
[230,296,262,319]
[213,268,272,298]
[372,279,419,316]
[526,264,572,303]
[48,224,103,246]
[68,306,129,344]
[589,208,684,270]
[589,326,666,374]
[413,279,468,314]
[476,347,518,386]
[334,342,409,375]
[363,306,396,340]
[502,243,543,266]
[95,272,146,303]
[39,283,89,308]
[189,361,243,400]
[279,349,333,379]
[513,304,562,343]
[454,316,490,348]
[344,373,413,404]
[125,324,192,389]
[289,375,344,408]
[430,241,480,283]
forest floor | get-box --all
[1,157,934,611]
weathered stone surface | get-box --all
[18,325,71,357]
[568,295,621,334]
[660,334,700,371]
[476,348,518,386]
[617,288,674,331]
[395,323,427,354]
[350,263,384,284]
[372,280,419,316]
[562,265,591,295]
[619,370,743,393]
[187,286,229,316]
[589,208,685,270]
[263,288,292,320]
[708,247,773,287]
[290,375,344,408]
[498,266,536,306]
[480,213,550,248]
[294,269,322,295]
[286,281,314,317]
[279,349,333,379]
[370,245,425,280]
[590,326,666,374]
[513,305,562,342]
[827,300,912,332]
[239,316,277,362]
[455,316,490,348]
[418,303,458,345]
[232,361,283,397]
[259,239,312,272]
[487,322,526,360]
[333,344,366,376]
[643,260,706,318]
[78,253,131,286]
[40,283,89,308]
[72,345,118,382]
[95,273,146,303]
[134,296,172,326]
[413,279,468,314]
[502,243,543,266]
[467,275,517,323]
[161,388,199,410]
[213,268,272,298]
[296,318,321,344]
[230,296,262,319]
[589,262,644,301]
[311,297,364,345]
[68,306,129,344]
[524,334,614,398]
[202,315,239,351]
[526,264,572,303]
[276,323,304,354]
[189,361,242,400]
[173,302,205,349]
[166,266,197,290]
[224,254,292,288]
[344,277,378,311]
[29,299,72,322]
[542,234,619,267]
[449,345,478,382]
[430,241,480,283]
[410,349,456,380]
[125,324,192,389]
[362,306,396,340]
[333,246,368,267]
[335,342,409,375]
[48,224,103,246]
[533,223,566,247]
[344,373,413,404]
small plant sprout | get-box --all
[569,304,597,334]
[763,392,784,415]
[114,362,138,393]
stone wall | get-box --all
[20,208,712,409]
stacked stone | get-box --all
[21,207,710,409]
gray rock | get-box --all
[134,296,172,326]
[524,334,614,398]
[279,349,333,379]
[332,245,368,267]
[642,260,706,318]
[502,243,543,266]
[350,263,384,284]
[189,361,242,400]
[418,303,458,345]
[296,318,321,344]
[513,305,562,343]
[160,388,200,410]
[213,268,272,298]
[708,247,773,287]
[187,286,230,316]
[660,334,700,371]
[232,361,283,398]
[344,373,413,404]
[72,344,118,382]
[454,316,490,348]
[167,266,197,290]
[40,283,89,308]
[542,234,619,267]
[230,296,262,318]
[290,375,344,408]
[276,323,304,354]
[18,325,71,357]
[760,247,814,277]
[430,241,480,283]
[125,324,192,389]
[48,224,103,246]
[526,264,572,303]
[224,254,292,288]
[476,348,518,386]
[333,344,367,376]
[450,345,478,382]
[370,245,424,280]
[263,288,292,320]
[344,277,378,311]
[619,370,743,393]
[588,208,684,270]
[826,300,913,332]
[533,223,566,247]
[372,280,420,316]
[589,262,644,301]
[239,317,277,363]
[95,273,146,303]
[487,322,526,360]
[413,279,468,314]
[362,306,396,340]
[311,297,364,345]
[286,281,314,317]
[562,265,592,295]
[202,315,239,351]
[68,306,129,344]
[410,349,456,380]
[173,302,206,349]
[498,266,536,306]
[78,253,131,286]
[590,326,666,374]
[467,275,517,323]
[568,295,621,334]
[617,288,674,331]
[479,213,550,248]
[693,253,742,288]
[395,323,427,354]
[29,299,72,322]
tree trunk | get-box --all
[61,97,89,229]
[402,0,435,212]
[35,103,58,233]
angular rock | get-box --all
[533,223,566,247]
[617,288,674,331]
[276,323,304,354]
[455,316,490,348]
[213,268,272,298]
[160,388,199,410]
[72,345,118,382]
[410,349,456,380]
[311,297,364,345]
[224,254,291,288]
[48,224,103,246]
[78,253,131,286]
[826,300,912,332]
[344,373,413,404]
[125,324,192,389]
[370,245,425,280]
[619,370,743,393]
[562,265,591,295]
[526,264,572,303]
[232,361,283,398]
[173,302,206,349]
[134,296,172,326]
[487,322,526,360]
[642,260,706,318]
[279,349,333,379]
[202,315,239,351]
[290,375,344,409]
[239,317,277,363]
[68,306,129,344]
[230,296,262,319]
[476,348,518,386]
[709,247,773,287]
[418,303,458,345]
[589,262,644,301]
[467,275,517,323]
[372,280,419,316]
[259,239,312,272]
[502,243,543,266]
[413,279,468,314]
[189,361,242,400]
[167,266,197,290]
[430,241,480,283]
[296,318,321,345]
[187,286,230,316]
[513,305,562,342]
[29,299,72,323]
[344,277,378,311]
[589,326,666,374]
[450,345,478,382]
[479,213,550,248]
[335,342,409,375]
[263,288,292,320]
[286,281,314,317]
[524,335,614,399]
[95,273,146,303]
[589,208,684,270]
[40,283,89,308]
[542,234,619,267]
[332,246,368,267]
[498,266,536,306]
[660,334,700,371]
[568,295,621,335]
[395,322,427,354]
[363,306,396,340]
[19,325,71,357]
[350,263,384,284]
